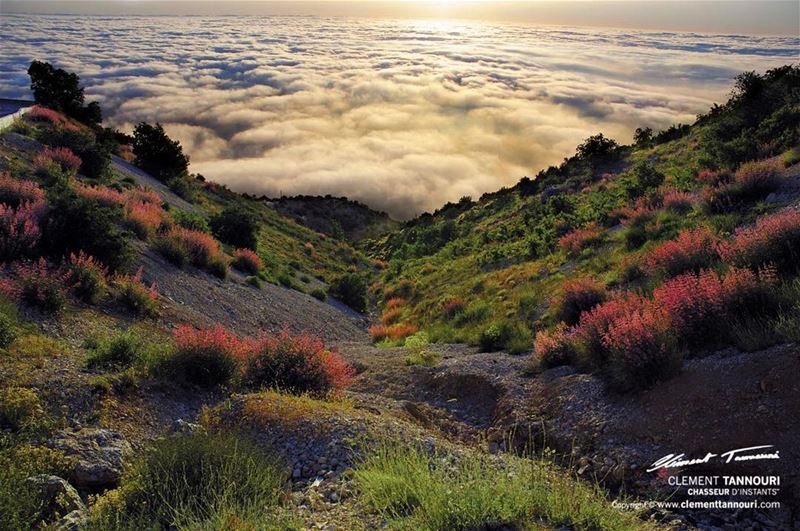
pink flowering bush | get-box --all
[231,248,263,274]
[167,325,250,387]
[125,187,162,206]
[27,105,66,126]
[533,323,574,369]
[123,200,166,240]
[601,304,679,392]
[558,224,603,256]
[243,328,355,396]
[112,267,158,316]
[0,173,45,207]
[551,277,607,326]
[660,188,695,213]
[75,183,125,207]
[0,200,46,261]
[717,209,800,273]
[66,251,108,304]
[733,159,784,198]
[1,258,72,313]
[642,226,720,278]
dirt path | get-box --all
[136,244,368,342]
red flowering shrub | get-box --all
[385,323,418,341]
[533,324,575,369]
[243,329,354,396]
[2,258,72,313]
[369,325,388,343]
[652,266,777,348]
[696,168,731,187]
[384,279,415,300]
[38,147,82,176]
[0,173,45,207]
[231,248,263,274]
[123,200,166,240]
[642,227,719,278]
[551,277,607,326]
[168,325,249,387]
[380,308,403,325]
[616,203,656,227]
[66,251,108,304]
[369,323,417,343]
[661,188,695,213]
[164,227,221,268]
[703,159,784,213]
[442,297,466,319]
[572,293,648,368]
[0,200,45,261]
[27,105,66,125]
[717,209,800,273]
[558,224,603,256]
[125,187,162,206]
[601,305,680,391]
[75,183,125,207]
[112,267,158,316]
[385,297,406,310]
[733,159,783,198]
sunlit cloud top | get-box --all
[0,13,796,218]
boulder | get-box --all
[54,509,86,531]
[52,428,132,488]
[23,474,84,523]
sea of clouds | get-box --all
[0,14,796,218]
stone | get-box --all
[488,442,500,454]
[172,419,200,434]
[54,509,87,531]
[292,468,302,479]
[52,428,132,488]
[24,475,85,523]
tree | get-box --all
[575,133,619,161]
[27,60,102,127]
[209,207,259,250]
[132,122,189,182]
[329,273,367,313]
[633,127,653,147]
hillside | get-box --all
[365,66,800,357]
[266,194,400,243]
[0,62,798,531]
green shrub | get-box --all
[453,302,490,327]
[622,163,664,199]
[209,207,259,250]
[172,209,210,233]
[0,387,44,431]
[87,433,287,530]
[329,272,368,312]
[403,332,440,367]
[207,255,228,280]
[153,234,188,268]
[310,288,327,301]
[0,312,18,349]
[43,190,132,272]
[246,275,263,288]
[478,320,531,354]
[86,330,149,371]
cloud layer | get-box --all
[1,14,796,218]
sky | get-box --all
[0,6,798,218]
[3,2,800,35]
